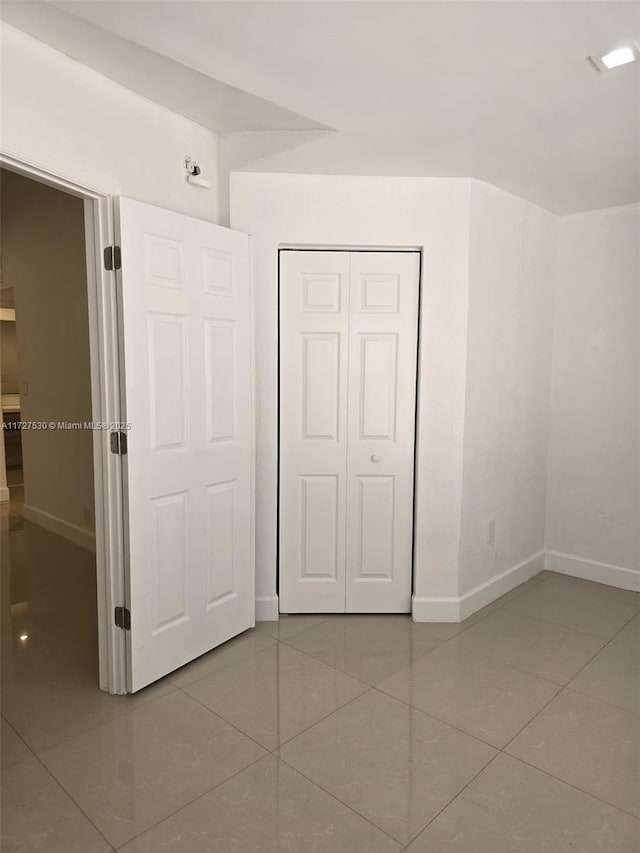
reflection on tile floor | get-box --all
[1,508,639,851]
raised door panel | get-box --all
[301,333,341,441]
[300,475,339,580]
[147,313,188,452]
[358,333,398,441]
[355,476,395,580]
[205,319,237,444]
[150,492,189,633]
[205,480,237,608]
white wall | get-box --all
[546,205,639,590]
[1,169,95,546]
[231,173,472,619]
[0,24,220,221]
[458,182,557,606]
[232,172,565,619]
[217,130,329,225]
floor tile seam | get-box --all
[111,751,269,852]
[29,747,117,851]
[398,737,640,847]
[273,750,408,849]
[181,666,372,754]
[493,608,640,815]
[396,635,569,689]
[168,635,279,690]
[267,685,375,753]
[259,615,335,642]
[270,636,376,687]
[10,682,183,758]
[495,678,576,758]
[562,684,640,718]
[268,614,351,645]
[557,605,640,688]
[277,631,495,686]
[274,687,502,849]
[543,570,640,593]
[491,607,640,753]
[607,609,640,647]
[1,713,38,767]
[427,635,569,687]
[540,573,640,599]
[399,749,502,848]
[179,635,373,696]
[503,599,640,640]
[498,605,640,757]
[370,685,504,751]
[276,634,403,685]
[176,685,273,755]
[499,750,640,822]
[269,616,592,690]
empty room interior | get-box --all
[0,2,638,852]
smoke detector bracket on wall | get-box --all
[184,155,211,189]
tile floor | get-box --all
[1,505,639,851]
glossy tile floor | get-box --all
[1,506,639,851]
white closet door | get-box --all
[345,252,420,612]
[117,198,253,691]
[279,251,350,613]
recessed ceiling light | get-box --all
[590,43,639,72]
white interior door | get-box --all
[345,252,419,611]
[116,197,253,692]
[279,251,350,612]
[279,250,419,613]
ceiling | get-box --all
[5,1,640,212]
[0,1,326,132]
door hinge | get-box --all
[110,430,128,455]
[114,606,131,630]
[103,245,122,271]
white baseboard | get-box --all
[255,595,279,621]
[412,595,461,622]
[0,486,9,503]
[458,551,546,619]
[412,550,545,623]
[545,550,640,592]
[23,504,96,553]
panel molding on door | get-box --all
[279,250,419,614]
[117,197,253,691]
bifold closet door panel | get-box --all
[345,252,420,612]
[279,251,350,613]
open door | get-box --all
[115,198,253,692]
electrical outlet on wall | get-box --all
[21,379,29,397]
[83,506,93,529]
[487,519,495,547]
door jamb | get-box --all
[0,153,127,694]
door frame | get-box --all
[276,245,423,613]
[0,153,127,693]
